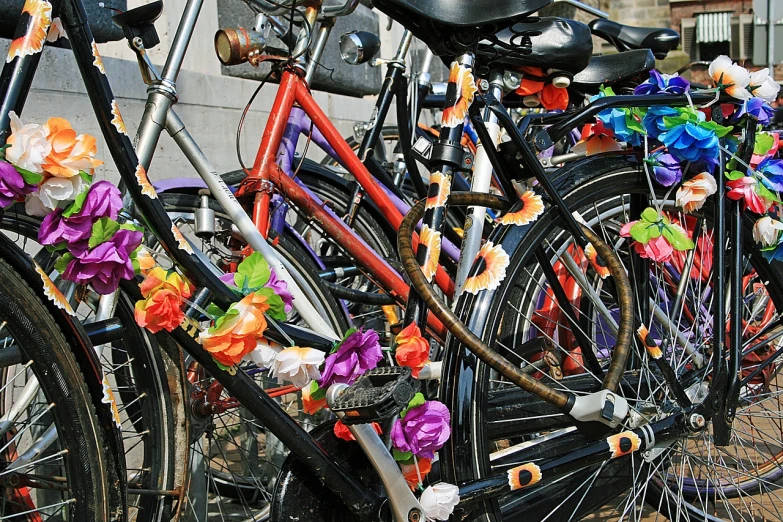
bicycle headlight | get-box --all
[214,27,266,66]
[339,31,380,65]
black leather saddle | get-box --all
[372,0,592,74]
[111,1,163,48]
[589,19,679,59]
[571,49,656,91]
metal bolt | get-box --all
[478,78,490,91]
[689,413,706,429]
[408,509,422,522]
[503,70,521,90]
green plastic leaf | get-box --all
[400,392,426,419]
[699,120,732,138]
[393,449,413,462]
[120,223,144,233]
[45,242,69,253]
[331,327,358,354]
[755,132,775,156]
[88,217,120,249]
[600,85,616,97]
[662,225,694,251]
[61,183,91,218]
[640,207,660,223]
[213,359,232,371]
[54,253,74,274]
[211,307,239,333]
[13,166,43,186]
[625,113,645,134]
[648,225,662,239]
[725,170,745,181]
[234,252,271,290]
[206,303,226,319]
[756,181,781,203]
[130,247,140,274]
[629,222,653,244]
[79,170,92,184]
[256,287,287,322]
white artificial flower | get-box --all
[247,341,282,368]
[46,17,67,42]
[24,174,85,216]
[6,111,51,174]
[749,68,781,103]
[709,55,751,100]
[420,483,460,521]
[270,346,324,387]
[753,215,783,247]
[676,172,717,214]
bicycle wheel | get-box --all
[0,209,186,522]
[0,256,113,521]
[158,192,348,520]
[445,156,783,520]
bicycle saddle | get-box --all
[111,1,163,30]
[589,19,679,59]
[571,49,656,91]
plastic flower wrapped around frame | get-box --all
[394,322,430,378]
[270,346,324,387]
[199,292,270,367]
[709,55,751,100]
[318,328,382,389]
[134,267,194,333]
[620,208,695,263]
[676,172,717,213]
[390,393,451,460]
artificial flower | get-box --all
[46,17,65,42]
[265,267,294,313]
[463,241,509,294]
[619,210,693,263]
[727,176,775,214]
[634,70,690,95]
[270,346,325,387]
[200,292,269,367]
[318,328,382,389]
[735,97,775,126]
[726,176,774,214]
[572,128,622,156]
[676,172,717,213]
[420,483,460,521]
[753,215,783,247]
[709,55,751,100]
[645,151,682,187]
[660,121,720,166]
[441,62,478,128]
[6,111,51,174]
[61,227,142,294]
[25,174,86,216]
[38,180,121,249]
[426,172,450,209]
[42,117,102,177]
[596,106,642,146]
[249,341,281,369]
[395,323,430,377]
[401,458,432,490]
[497,191,544,226]
[419,225,442,282]
[390,398,450,459]
[302,380,327,415]
[748,68,781,102]
[135,248,156,274]
[134,267,194,333]
[757,156,783,192]
[641,106,681,140]
[635,234,674,263]
[0,160,37,207]
[333,419,382,442]
[539,84,568,111]
[752,132,780,167]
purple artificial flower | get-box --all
[634,70,690,96]
[646,151,683,187]
[734,97,776,126]
[318,328,382,388]
[38,181,122,249]
[390,400,451,459]
[758,156,783,192]
[265,268,293,313]
[219,272,235,285]
[0,160,36,208]
[62,228,143,294]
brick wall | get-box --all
[669,0,752,34]
[599,0,673,30]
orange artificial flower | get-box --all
[333,419,382,442]
[539,84,569,111]
[637,324,662,359]
[135,249,156,275]
[442,62,478,128]
[42,117,103,177]
[7,0,52,62]
[426,172,451,209]
[515,67,545,96]
[134,267,194,333]
[585,243,610,279]
[498,191,544,226]
[400,457,432,491]
[200,292,269,366]
[463,241,510,294]
[394,323,429,377]
[302,383,327,415]
[419,225,441,282]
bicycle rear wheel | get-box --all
[0,256,113,521]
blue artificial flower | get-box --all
[758,156,783,192]
[734,97,776,126]
[634,70,691,96]
[763,242,783,262]
[642,106,682,140]
[597,107,642,146]
[660,122,720,167]
[645,151,683,187]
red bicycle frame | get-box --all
[240,68,453,338]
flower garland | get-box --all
[583,57,783,261]
[0,113,144,295]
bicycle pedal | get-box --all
[330,366,419,426]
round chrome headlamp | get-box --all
[339,31,381,65]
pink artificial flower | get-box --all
[727,177,774,214]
